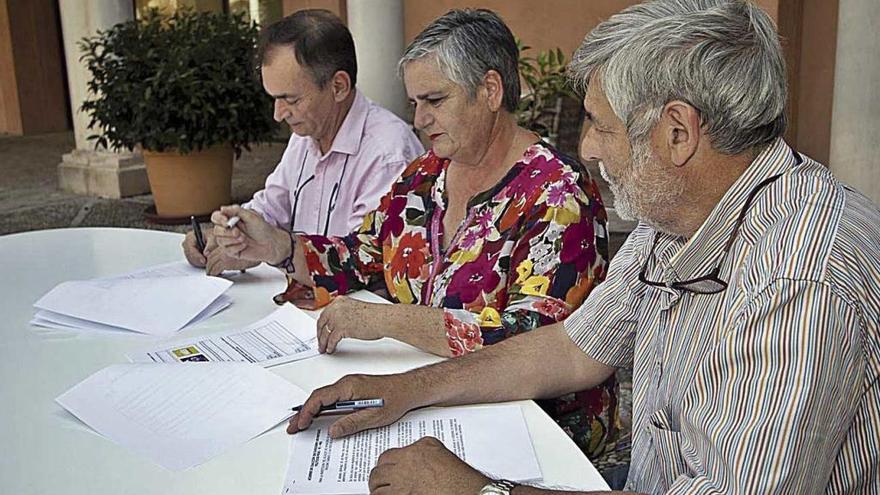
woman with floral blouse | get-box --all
[214,9,619,459]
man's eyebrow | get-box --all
[270,93,298,100]
[413,91,446,100]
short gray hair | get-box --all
[398,9,520,113]
[569,0,787,155]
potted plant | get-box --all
[516,41,577,146]
[79,9,275,219]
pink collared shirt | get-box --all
[243,90,423,236]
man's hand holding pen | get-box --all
[287,374,424,439]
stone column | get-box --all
[346,0,408,120]
[57,0,150,198]
[829,0,880,203]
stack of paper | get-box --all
[32,262,232,336]
[127,304,320,366]
[56,362,307,471]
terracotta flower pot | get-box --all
[143,145,234,218]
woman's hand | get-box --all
[316,297,389,353]
[211,205,291,264]
[315,298,452,357]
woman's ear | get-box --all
[481,70,505,112]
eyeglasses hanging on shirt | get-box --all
[638,146,803,294]
[289,150,350,237]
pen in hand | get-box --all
[291,399,384,415]
[190,215,206,253]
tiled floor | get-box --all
[0,132,282,235]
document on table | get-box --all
[127,304,319,366]
[56,362,306,471]
[282,404,542,494]
[32,261,232,336]
[32,295,231,335]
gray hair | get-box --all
[398,9,520,113]
[569,0,787,155]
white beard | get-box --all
[598,143,684,232]
[599,161,639,221]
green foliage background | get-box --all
[79,10,276,156]
[517,41,577,141]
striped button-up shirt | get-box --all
[566,138,880,493]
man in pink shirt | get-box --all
[183,9,423,275]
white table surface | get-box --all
[0,228,609,494]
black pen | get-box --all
[291,398,384,414]
[190,215,206,253]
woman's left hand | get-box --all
[316,297,388,354]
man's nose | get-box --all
[579,124,601,163]
[273,100,287,123]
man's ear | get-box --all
[481,70,505,112]
[330,70,352,102]
[661,101,701,167]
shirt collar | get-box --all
[655,138,797,284]
[311,89,369,158]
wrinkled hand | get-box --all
[182,229,208,268]
[211,205,289,264]
[205,233,259,276]
[316,297,389,354]
[369,437,489,494]
[287,374,418,438]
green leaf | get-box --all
[78,9,275,155]
[515,41,577,138]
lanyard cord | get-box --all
[322,154,350,236]
[289,150,351,236]
[289,150,312,233]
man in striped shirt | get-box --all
[287,1,880,493]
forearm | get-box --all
[403,323,616,409]
[381,305,451,357]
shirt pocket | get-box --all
[648,409,689,489]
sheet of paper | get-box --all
[127,304,319,366]
[89,261,206,286]
[31,295,232,335]
[56,363,306,471]
[282,404,542,494]
[33,262,232,336]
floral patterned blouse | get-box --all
[284,142,619,458]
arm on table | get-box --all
[368,436,642,495]
[316,299,449,355]
[289,321,615,438]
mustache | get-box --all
[598,162,617,186]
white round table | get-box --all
[0,228,609,494]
